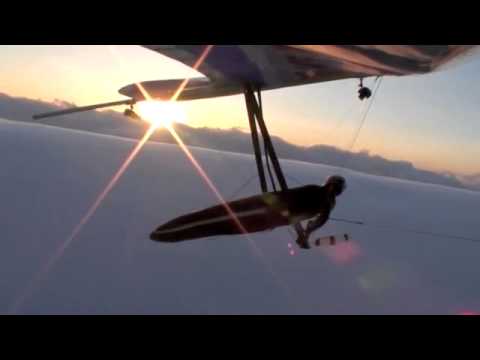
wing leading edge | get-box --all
[118,45,476,101]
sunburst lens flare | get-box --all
[10,46,214,314]
[136,100,187,129]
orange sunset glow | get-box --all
[1,45,480,176]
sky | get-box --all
[1,45,479,175]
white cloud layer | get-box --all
[1,119,479,314]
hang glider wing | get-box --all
[125,45,477,101]
[34,45,477,119]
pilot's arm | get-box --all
[295,211,330,249]
[305,211,330,236]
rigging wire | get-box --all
[341,77,383,171]
[326,100,363,142]
[282,78,383,189]
[330,216,480,244]
[286,174,303,187]
[226,172,258,200]
[372,224,480,244]
[231,78,478,248]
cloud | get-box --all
[454,173,480,191]
[0,92,472,191]
[2,118,480,314]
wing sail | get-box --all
[125,45,477,101]
[143,45,477,87]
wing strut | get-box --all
[243,84,305,236]
[244,85,288,192]
[32,99,136,120]
[245,86,268,193]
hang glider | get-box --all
[32,45,478,248]
[33,45,476,116]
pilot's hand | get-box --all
[296,231,311,249]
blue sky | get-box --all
[0,45,479,175]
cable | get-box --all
[285,174,303,187]
[330,216,480,244]
[330,217,365,225]
[340,77,383,172]
[370,223,480,244]
[226,172,258,200]
[326,101,360,141]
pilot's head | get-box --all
[325,175,347,197]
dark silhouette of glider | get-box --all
[150,176,346,247]
[31,45,476,248]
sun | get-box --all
[136,100,187,129]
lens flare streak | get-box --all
[10,46,214,314]
[8,126,157,314]
[11,44,293,313]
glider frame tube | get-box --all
[244,85,288,192]
[243,84,305,237]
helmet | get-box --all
[325,175,347,196]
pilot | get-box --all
[295,176,347,249]
[150,175,347,248]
